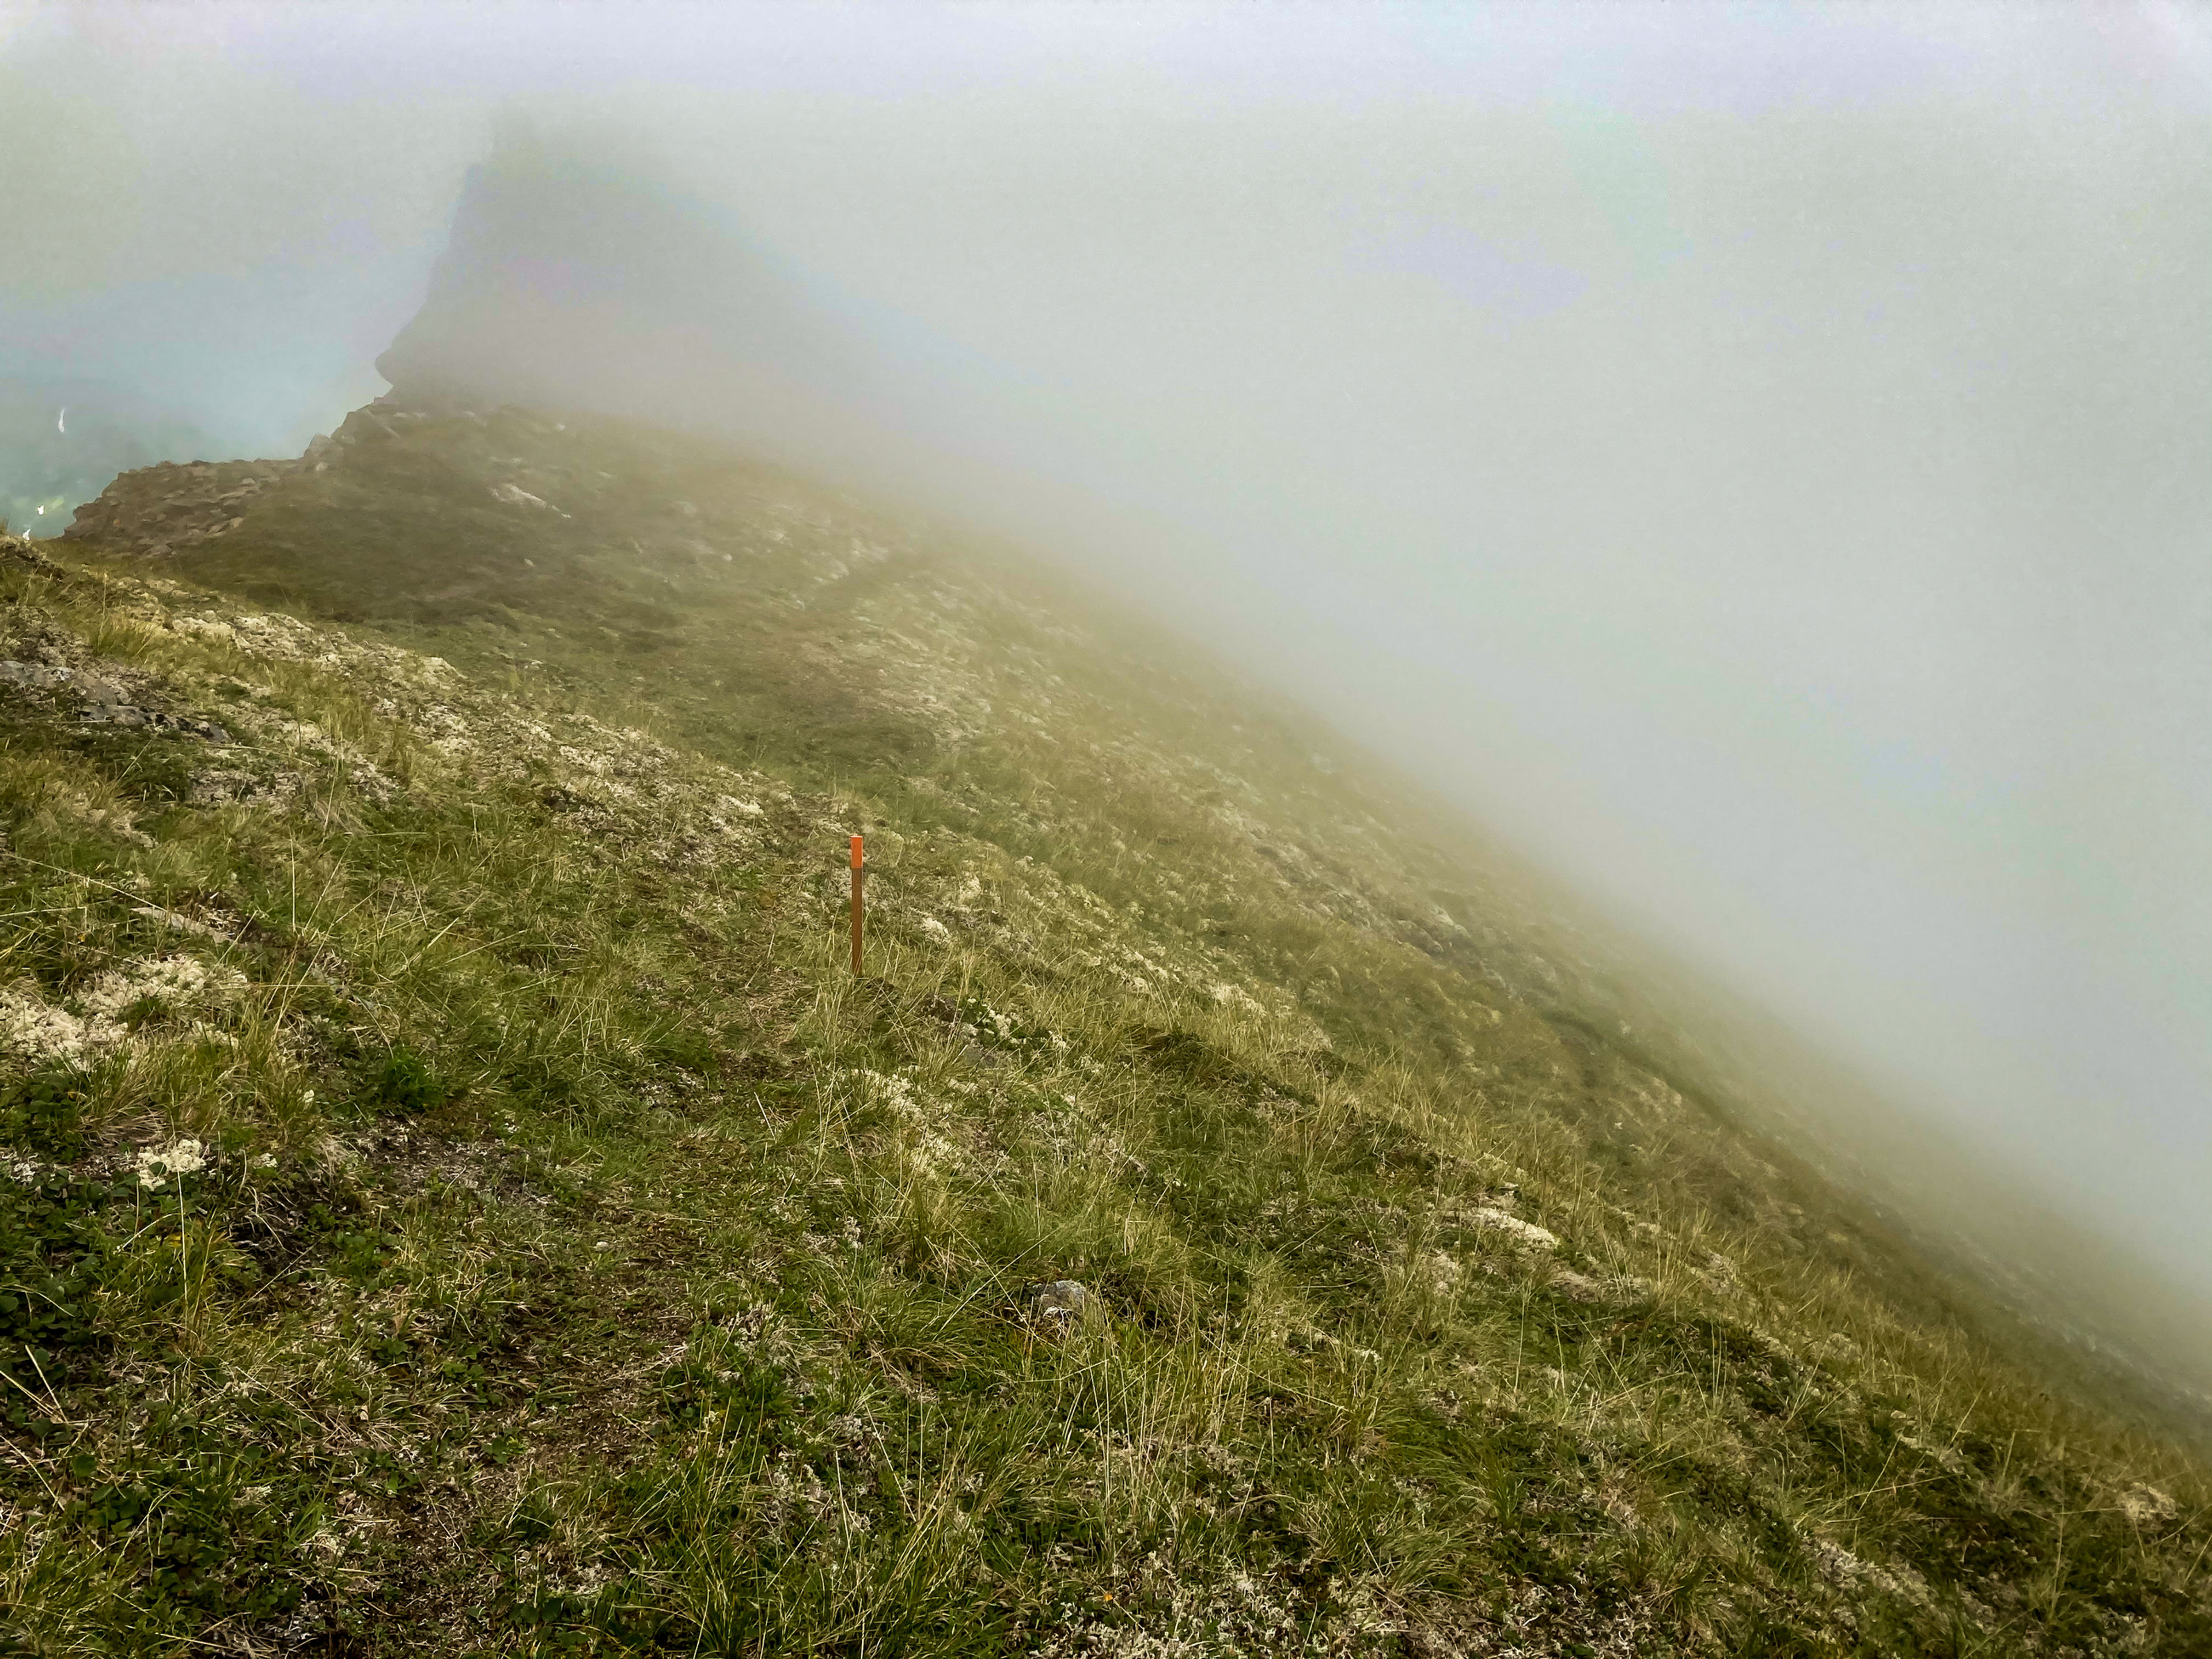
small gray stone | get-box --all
[1026,1279,1088,1325]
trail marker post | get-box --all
[850,835,865,975]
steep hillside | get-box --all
[1,402,2206,1656]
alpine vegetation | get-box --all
[0,393,2204,1657]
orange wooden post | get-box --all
[849,835,865,975]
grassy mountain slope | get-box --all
[1,402,2205,1656]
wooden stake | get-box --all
[849,834,865,975]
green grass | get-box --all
[0,406,2205,1654]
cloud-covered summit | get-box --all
[376,124,878,467]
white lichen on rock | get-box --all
[1471,1207,1558,1251]
[134,1137,207,1187]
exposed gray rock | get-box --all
[60,456,298,558]
[78,704,230,743]
[1025,1279,1088,1326]
[0,660,228,741]
[0,661,74,690]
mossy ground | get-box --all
[0,407,2205,1654]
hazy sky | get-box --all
[5,4,2209,1291]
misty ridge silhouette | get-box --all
[368,120,1166,567]
[377,120,926,485]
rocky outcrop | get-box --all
[59,456,298,559]
[373,134,853,418]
